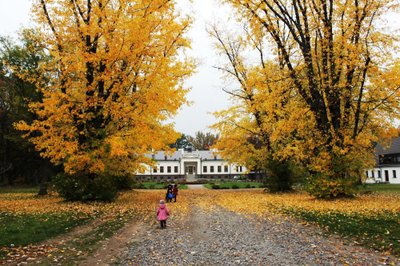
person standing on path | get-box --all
[156,200,169,229]
[166,184,173,202]
[172,184,178,202]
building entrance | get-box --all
[184,162,198,175]
[186,166,196,174]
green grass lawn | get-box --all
[0,186,39,194]
[205,181,264,189]
[138,182,188,189]
[0,212,90,247]
[360,184,400,194]
[282,209,400,256]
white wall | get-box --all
[365,167,400,184]
[137,159,247,176]
[199,161,246,175]
[140,161,181,176]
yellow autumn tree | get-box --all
[218,0,400,198]
[210,26,310,191]
[16,0,194,200]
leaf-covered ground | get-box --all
[0,189,399,265]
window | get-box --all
[210,166,214,173]
[365,171,368,177]
[160,166,164,173]
[224,165,228,172]
[167,166,171,173]
[393,170,397,178]
[153,167,157,173]
[217,166,221,173]
[203,166,207,173]
[239,166,243,172]
[378,170,381,178]
[372,171,374,178]
[174,166,178,173]
[381,154,400,164]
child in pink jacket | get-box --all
[156,200,170,229]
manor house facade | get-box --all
[136,149,247,181]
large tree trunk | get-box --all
[38,176,48,196]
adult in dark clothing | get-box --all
[172,184,178,202]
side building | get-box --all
[365,137,400,184]
[136,149,247,182]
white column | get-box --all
[196,159,200,175]
[180,159,185,175]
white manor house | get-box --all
[135,137,400,184]
[366,137,400,184]
[136,149,248,182]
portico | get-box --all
[184,162,197,175]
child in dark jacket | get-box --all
[166,184,173,202]
[156,200,170,229]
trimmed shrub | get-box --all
[232,184,239,189]
[53,173,118,202]
[306,175,358,199]
[212,184,220,189]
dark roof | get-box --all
[375,137,400,155]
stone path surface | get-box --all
[119,205,398,265]
[187,184,205,190]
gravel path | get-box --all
[187,184,205,190]
[119,204,398,265]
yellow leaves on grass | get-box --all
[212,190,400,218]
[1,189,397,223]
[0,190,193,222]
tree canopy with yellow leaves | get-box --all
[17,0,193,182]
[214,0,400,197]
[210,26,307,192]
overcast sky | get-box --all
[0,0,235,137]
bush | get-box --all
[212,184,220,189]
[306,175,358,199]
[232,184,239,189]
[53,173,118,202]
[113,175,135,190]
[263,159,304,193]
